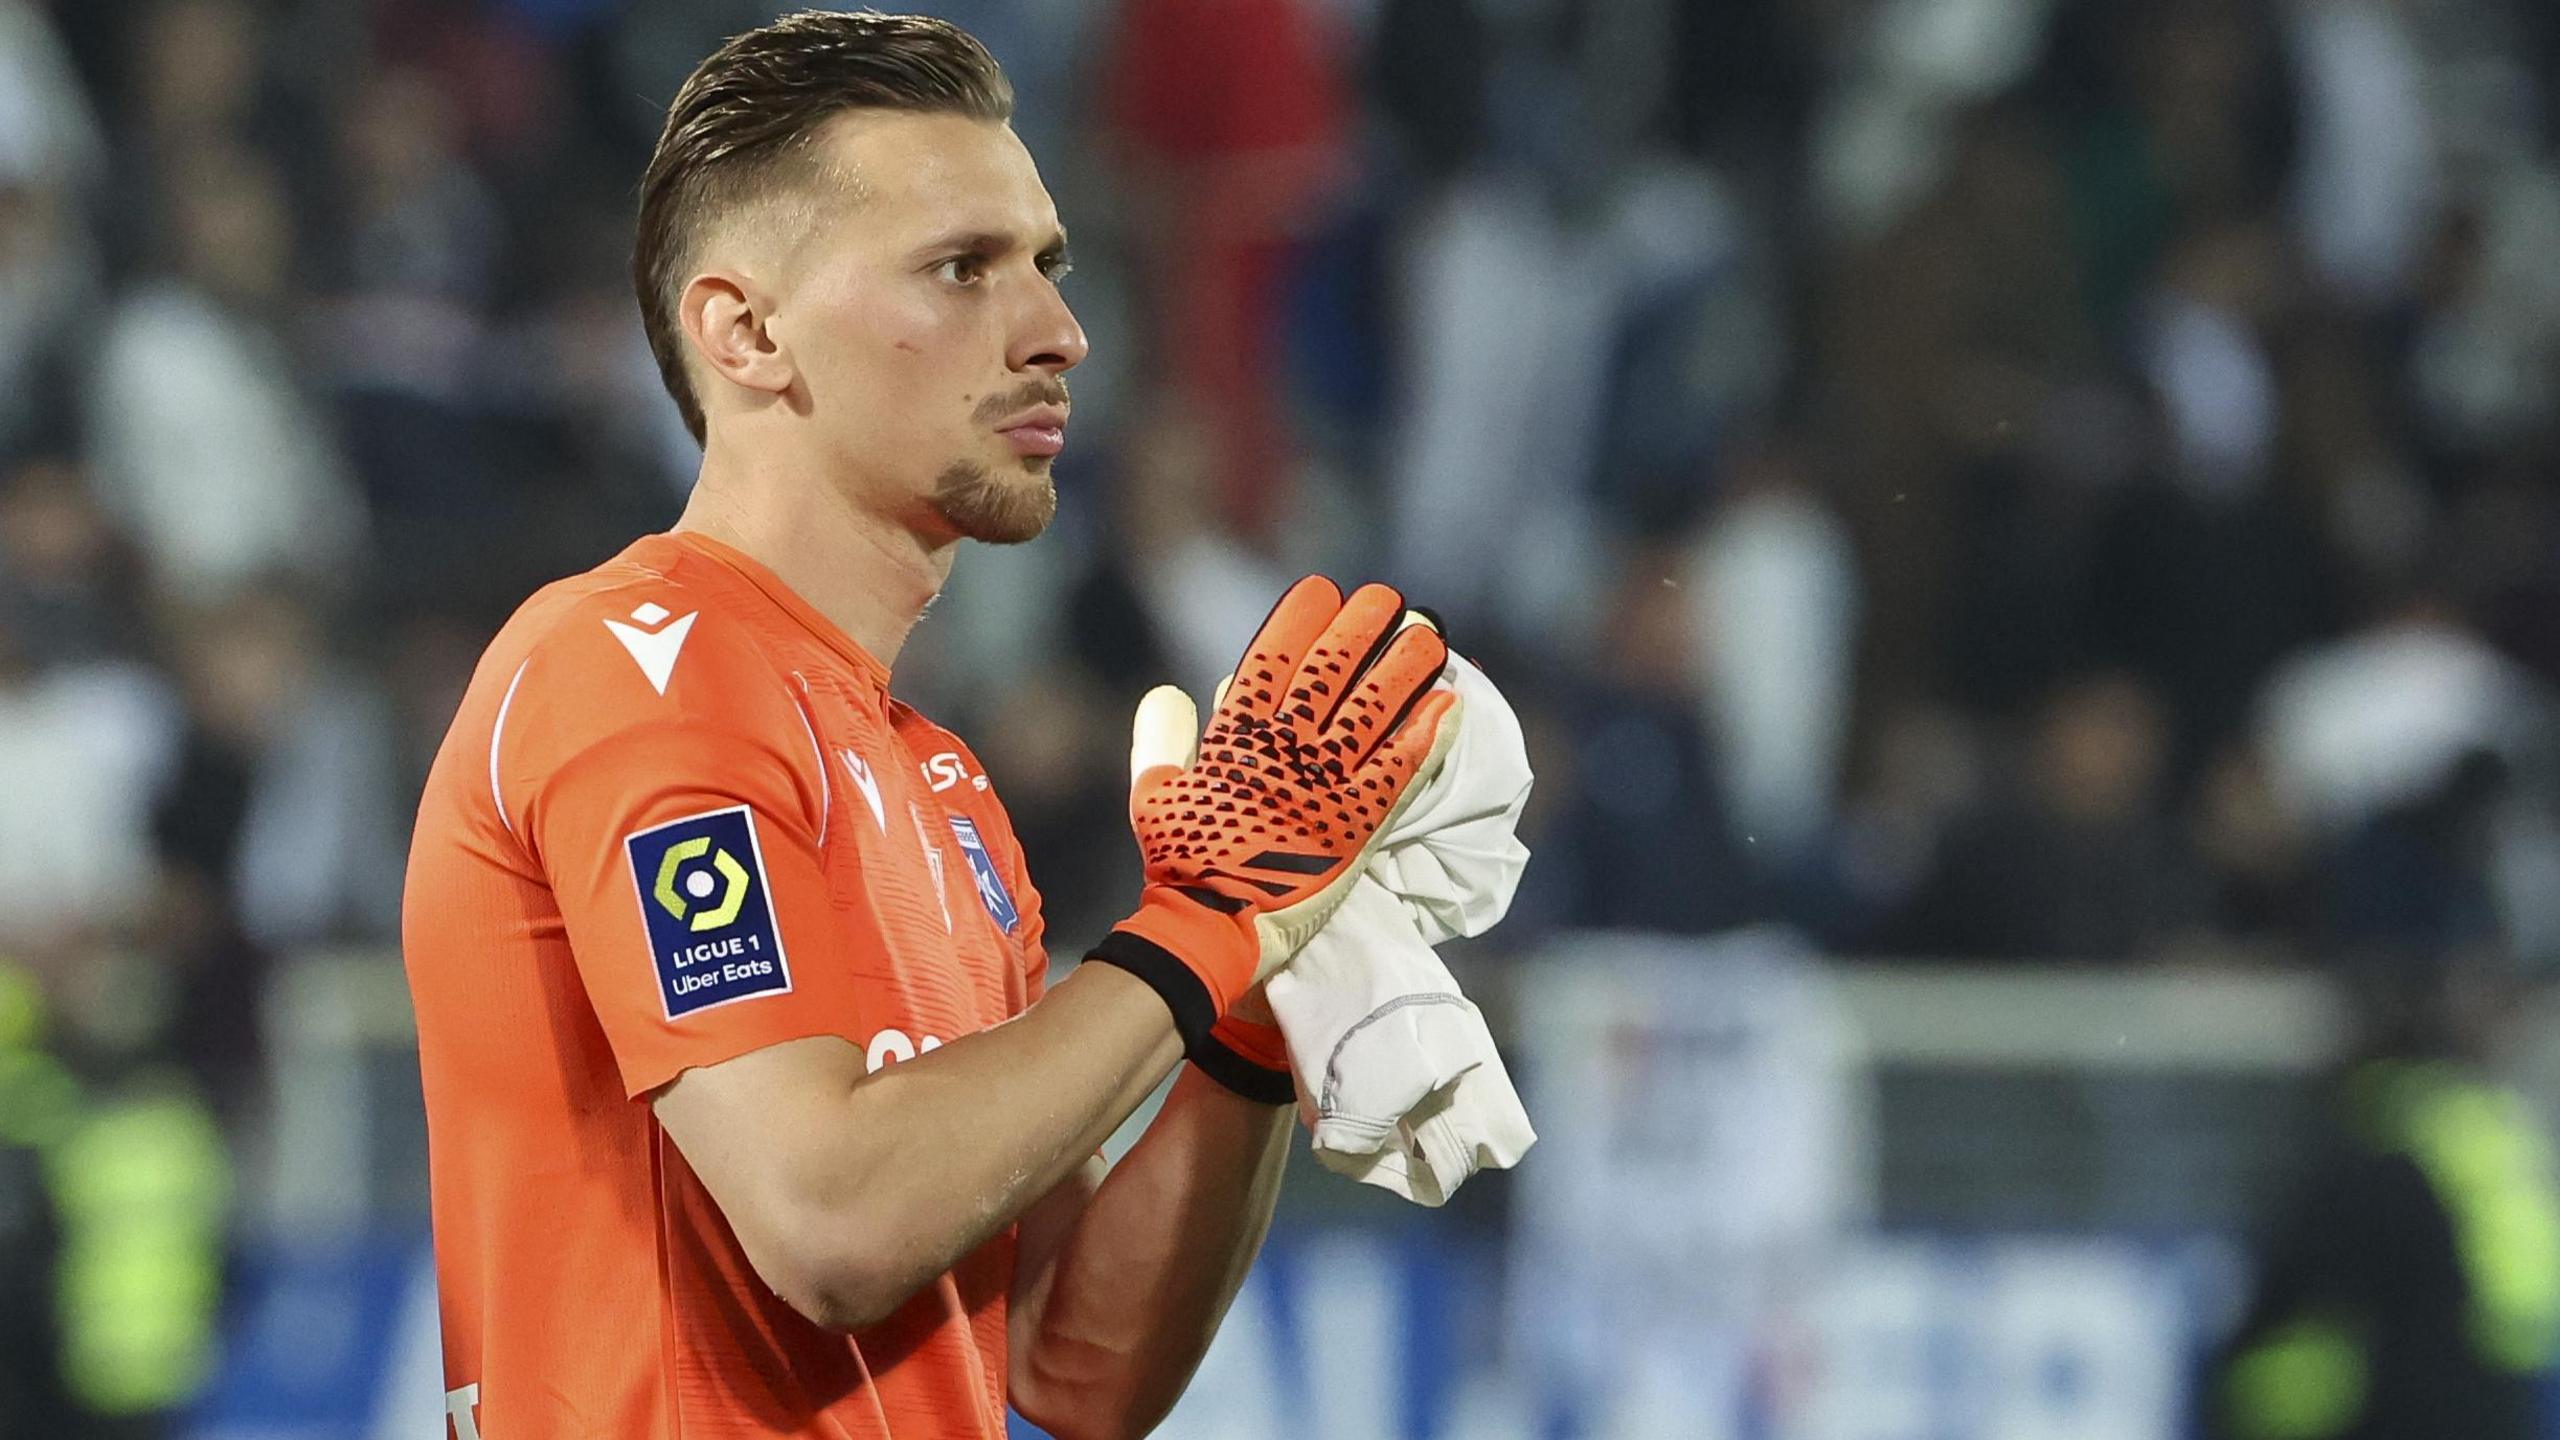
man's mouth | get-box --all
[996,405,1068,458]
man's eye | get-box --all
[1040,259,1074,284]
[937,256,984,285]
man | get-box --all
[401,13,1456,1439]
[2208,947,2560,1440]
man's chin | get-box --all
[928,462,1057,546]
[971,494,1056,546]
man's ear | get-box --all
[681,270,796,405]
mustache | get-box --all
[975,378,1070,424]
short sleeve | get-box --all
[948,757,1052,1009]
[525,715,881,1098]
[946,789,1052,1010]
[892,709,1056,1012]
[1008,841,1051,1006]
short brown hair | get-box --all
[634,11,1013,444]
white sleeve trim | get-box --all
[490,656,533,837]
[790,675,829,839]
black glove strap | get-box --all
[1189,1035,1296,1105]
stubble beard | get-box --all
[927,458,1057,546]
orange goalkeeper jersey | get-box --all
[403,530,1051,1439]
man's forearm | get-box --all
[656,962,1188,1330]
[1010,1066,1292,1440]
[845,961,1195,1244]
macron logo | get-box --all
[838,749,888,834]
[444,1384,482,1440]
[604,602,698,695]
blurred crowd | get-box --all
[0,0,2554,1068]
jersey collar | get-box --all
[645,530,893,693]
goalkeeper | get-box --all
[400,11,1456,1440]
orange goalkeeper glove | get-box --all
[1084,576,1459,1050]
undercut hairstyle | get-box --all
[634,11,1014,444]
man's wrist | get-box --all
[1085,889,1258,1050]
[1188,1010,1292,1105]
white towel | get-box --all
[1265,655,1537,1205]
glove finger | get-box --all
[1320,619,1449,772]
[1346,607,1445,709]
[1347,689,1462,832]
[1279,581,1409,735]
[1219,576,1343,727]
[1128,684,1201,791]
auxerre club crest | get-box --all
[625,805,793,1018]
[947,815,1020,934]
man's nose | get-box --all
[1011,285,1088,373]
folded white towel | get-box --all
[1366,653,1534,944]
[1266,655,1537,1205]
[1279,876,1538,1205]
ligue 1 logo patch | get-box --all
[625,805,792,1018]
[946,816,1020,934]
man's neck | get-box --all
[672,443,954,670]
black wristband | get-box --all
[1189,1035,1296,1105]
[1084,929,1218,1051]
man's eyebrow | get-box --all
[913,227,1073,260]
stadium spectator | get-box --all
[0,610,178,952]
[0,454,150,670]
[1684,442,1860,867]
[153,582,405,951]
[85,139,362,607]
[1101,0,1351,540]
[317,65,515,615]
[2208,947,2560,1440]
[1886,672,2205,960]
[1550,545,1758,934]
[0,0,101,459]
[2254,587,2548,842]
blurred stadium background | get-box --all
[2,0,2559,1435]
